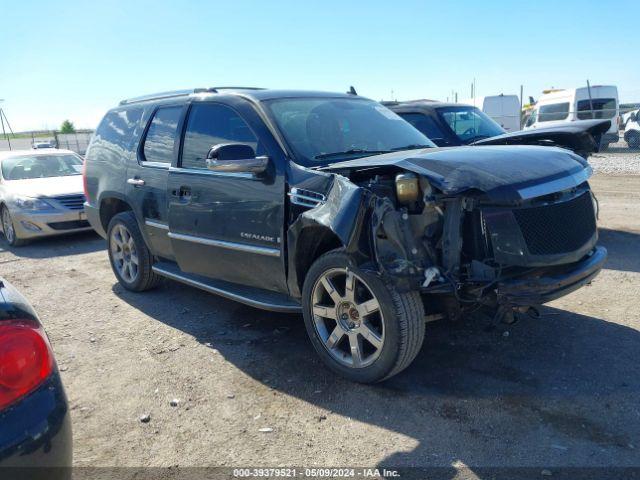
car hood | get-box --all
[321,145,592,202]
[471,119,611,158]
[3,175,84,198]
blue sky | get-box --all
[2,0,639,131]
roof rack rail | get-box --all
[210,86,265,91]
[119,87,266,105]
[119,89,210,105]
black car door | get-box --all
[166,99,288,293]
[128,103,185,260]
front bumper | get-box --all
[602,133,619,145]
[0,373,72,479]
[11,208,93,240]
[496,246,607,306]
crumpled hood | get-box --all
[3,175,84,198]
[321,145,592,202]
[472,119,611,158]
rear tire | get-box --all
[301,249,425,383]
[107,211,160,291]
[1,206,27,247]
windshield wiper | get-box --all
[390,144,433,151]
[466,135,491,144]
[314,149,391,160]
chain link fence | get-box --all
[54,131,93,155]
[0,130,94,155]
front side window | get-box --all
[398,113,449,146]
[264,98,435,166]
[1,154,83,180]
[577,98,617,120]
[525,109,537,127]
[437,106,505,143]
[181,103,259,170]
[538,103,570,122]
[142,106,182,164]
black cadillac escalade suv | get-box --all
[84,88,606,383]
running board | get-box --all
[152,262,301,313]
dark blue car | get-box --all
[0,277,72,480]
[84,88,606,383]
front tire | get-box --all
[627,132,640,150]
[1,206,27,247]
[107,211,160,291]
[302,250,425,383]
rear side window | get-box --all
[398,113,448,145]
[538,103,570,122]
[181,103,259,170]
[142,106,182,164]
[90,108,143,154]
[577,98,617,120]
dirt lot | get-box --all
[1,174,639,475]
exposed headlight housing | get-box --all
[395,172,420,204]
[12,197,54,211]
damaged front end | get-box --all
[292,145,608,321]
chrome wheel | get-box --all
[110,224,139,283]
[311,268,384,368]
[2,208,15,244]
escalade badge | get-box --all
[241,232,280,243]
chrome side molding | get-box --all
[144,219,169,230]
[167,231,280,257]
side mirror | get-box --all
[630,113,637,122]
[206,143,269,176]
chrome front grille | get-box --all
[52,194,86,210]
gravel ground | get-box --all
[0,174,639,478]
[589,140,640,175]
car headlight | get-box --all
[12,196,54,211]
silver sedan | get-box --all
[0,149,93,246]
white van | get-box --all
[462,94,521,132]
[524,86,619,148]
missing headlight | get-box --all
[395,172,419,205]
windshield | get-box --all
[398,112,450,146]
[264,97,435,166]
[1,154,84,180]
[437,106,505,143]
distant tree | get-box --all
[60,120,76,134]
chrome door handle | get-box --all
[127,178,145,186]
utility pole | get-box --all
[0,100,16,151]
[586,80,595,119]
[520,85,524,129]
